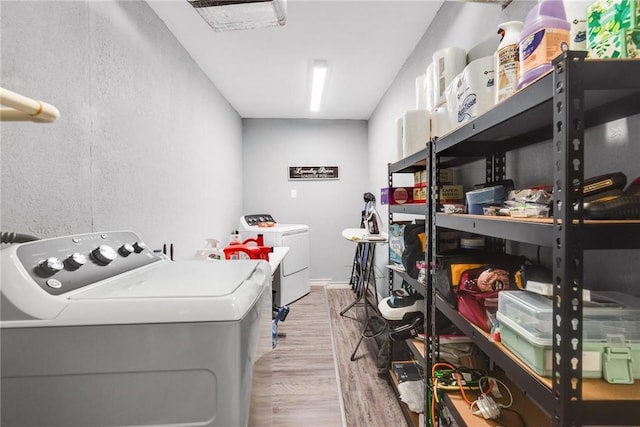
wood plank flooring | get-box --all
[267,284,406,427]
[270,284,343,427]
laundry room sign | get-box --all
[288,166,339,180]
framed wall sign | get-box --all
[288,166,339,180]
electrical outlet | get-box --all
[291,189,297,198]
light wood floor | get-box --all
[268,284,406,427]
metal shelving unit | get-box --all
[387,53,640,427]
[387,149,431,427]
[428,53,640,427]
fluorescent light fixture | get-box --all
[310,60,328,112]
[187,0,287,32]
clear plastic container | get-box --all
[497,290,640,379]
[498,290,640,341]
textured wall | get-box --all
[1,1,243,259]
[242,118,368,281]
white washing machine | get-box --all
[1,231,272,427]
[239,214,310,306]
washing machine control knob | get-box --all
[66,252,88,269]
[39,257,64,275]
[119,243,135,257]
[92,245,117,265]
[133,242,146,253]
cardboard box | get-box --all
[413,170,427,187]
[413,169,452,187]
[439,168,454,185]
[439,185,464,204]
[588,32,624,58]
[624,28,640,57]
[587,0,639,56]
[381,187,414,205]
[589,28,640,58]
[413,186,427,202]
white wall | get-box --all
[1,0,243,259]
[242,119,369,281]
[369,0,535,196]
[368,0,640,295]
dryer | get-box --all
[239,214,310,306]
[1,231,272,427]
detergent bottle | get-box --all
[518,0,570,89]
[495,20,523,103]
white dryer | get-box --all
[1,231,272,427]
[239,214,310,306]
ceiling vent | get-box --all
[187,0,287,31]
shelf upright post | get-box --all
[485,151,507,253]
[427,139,437,427]
[551,51,587,427]
[388,162,394,297]
[485,151,506,184]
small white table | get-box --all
[340,228,388,361]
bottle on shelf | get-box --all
[518,0,570,89]
[495,20,523,103]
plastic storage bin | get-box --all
[465,185,506,215]
[497,290,640,382]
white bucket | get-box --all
[402,109,430,157]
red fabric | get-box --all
[456,289,498,332]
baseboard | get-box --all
[326,282,351,289]
[310,279,332,287]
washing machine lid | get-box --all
[2,260,270,327]
[73,260,259,299]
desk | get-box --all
[340,228,388,361]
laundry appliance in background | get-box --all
[240,214,310,306]
[0,231,272,427]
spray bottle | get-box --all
[495,20,523,103]
[518,0,570,89]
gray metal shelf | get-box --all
[435,294,555,411]
[389,148,428,174]
[434,58,640,165]
[388,54,640,427]
[436,214,640,250]
[389,204,428,216]
[428,53,640,427]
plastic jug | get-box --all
[518,0,570,89]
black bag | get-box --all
[401,223,427,279]
[434,249,527,308]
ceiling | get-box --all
[145,0,445,120]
